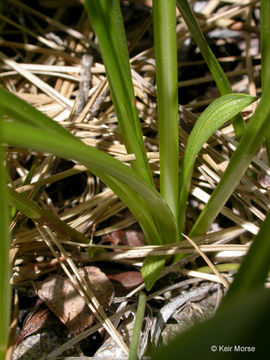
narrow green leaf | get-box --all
[0,86,72,139]
[0,87,177,290]
[223,210,270,305]
[261,0,270,162]
[8,189,92,244]
[1,120,178,246]
[151,288,270,359]
[83,0,153,185]
[178,93,256,234]
[153,0,179,218]
[141,255,166,291]
[0,88,176,246]
[8,193,40,219]
[176,0,245,139]
[0,125,10,358]
[189,0,270,238]
[190,94,270,238]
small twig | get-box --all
[75,54,93,116]
[89,86,110,118]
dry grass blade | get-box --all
[182,233,230,289]
[83,244,249,261]
[0,52,73,108]
[182,269,232,285]
[35,223,129,355]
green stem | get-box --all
[153,0,179,218]
[0,126,10,359]
[128,291,147,360]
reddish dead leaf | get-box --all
[15,303,58,347]
[126,230,144,246]
[101,230,144,247]
[109,271,143,289]
[35,266,114,335]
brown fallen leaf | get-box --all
[35,266,114,335]
[109,271,143,289]
[15,302,59,347]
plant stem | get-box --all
[0,125,10,359]
[153,0,179,218]
[128,291,147,360]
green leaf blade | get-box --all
[223,210,270,305]
[189,96,270,238]
[1,119,178,246]
[178,93,256,234]
[141,255,166,291]
[176,0,245,139]
[83,0,153,185]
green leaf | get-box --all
[8,189,92,244]
[261,0,270,94]
[189,95,270,238]
[0,86,71,139]
[151,288,270,359]
[141,255,166,291]
[261,0,270,162]
[0,85,178,290]
[189,0,270,239]
[1,119,178,246]
[8,190,41,219]
[223,210,270,305]
[178,93,256,235]
[0,87,178,247]
[83,0,153,185]
[176,0,245,139]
